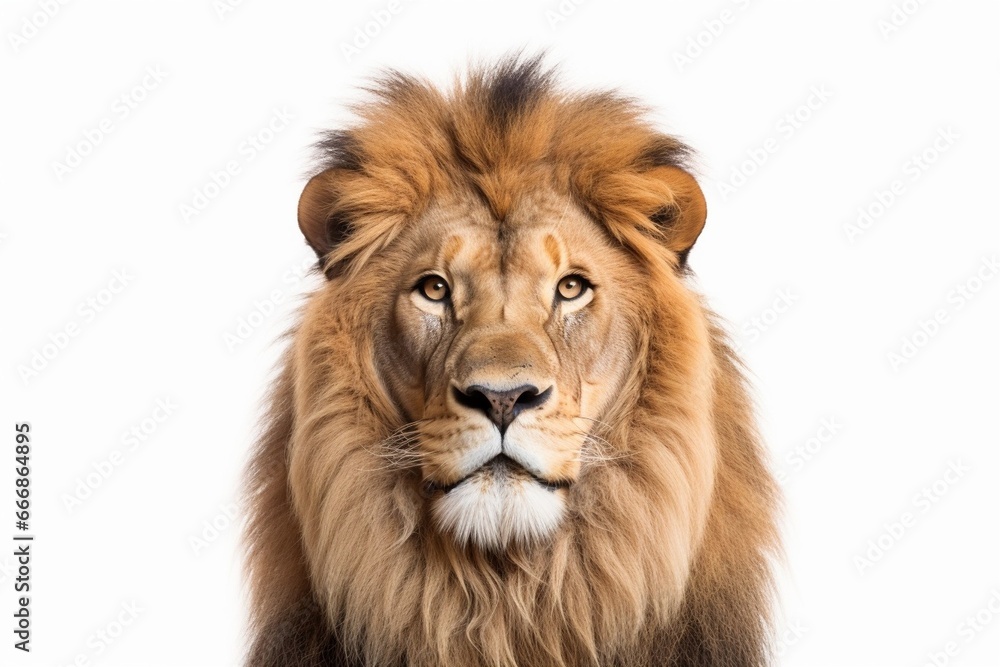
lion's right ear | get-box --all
[298,169,351,274]
[648,165,707,269]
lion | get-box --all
[243,55,780,667]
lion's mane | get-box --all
[244,56,779,667]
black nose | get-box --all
[453,384,552,434]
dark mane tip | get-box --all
[479,52,556,128]
[642,138,693,169]
[314,130,363,172]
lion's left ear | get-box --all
[649,165,707,267]
[298,168,352,276]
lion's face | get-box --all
[373,188,642,549]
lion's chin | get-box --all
[430,464,566,551]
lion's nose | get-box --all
[453,384,552,435]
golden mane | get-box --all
[244,56,779,667]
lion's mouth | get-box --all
[425,454,571,494]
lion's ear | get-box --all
[649,165,707,267]
[298,169,351,272]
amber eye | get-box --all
[418,275,450,302]
[556,274,590,301]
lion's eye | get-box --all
[556,274,590,301]
[418,275,450,302]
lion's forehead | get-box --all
[406,191,612,287]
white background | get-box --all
[1,1,998,665]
